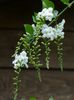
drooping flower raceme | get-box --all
[12,51,28,69]
[41,19,65,40]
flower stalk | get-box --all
[13,68,21,100]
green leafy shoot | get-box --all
[24,24,35,43]
[42,0,55,8]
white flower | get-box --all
[48,7,53,13]
[20,51,27,56]
[42,24,55,40]
[54,29,64,39]
[56,19,65,31]
[12,51,28,69]
[53,10,58,18]
[41,19,65,40]
[32,24,35,29]
[54,19,65,39]
[36,7,54,21]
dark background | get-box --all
[0,0,74,100]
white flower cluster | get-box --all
[41,19,65,40]
[36,7,58,21]
[12,51,28,69]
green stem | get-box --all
[48,0,74,26]
[13,68,21,100]
[37,69,42,82]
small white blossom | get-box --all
[36,7,54,21]
[56,19,65,31]
[32,24,37,35]
[12,51,28,69]
[32,24,36,29]
[53,10,58,18]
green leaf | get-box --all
[24,24,34,34]
[42,0,55,8]
[32,12,37,23]
[61,0,70,5]
[32,16,36,23]
[29,96,37,100]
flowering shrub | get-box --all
[12,0,74,100]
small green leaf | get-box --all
[42,0,55,8]
[24,24,34,34]
[61,0,70,5]
[29,96,37,100]
[32,16,36,23]
[49,96,54,100]
[32,12,37,23]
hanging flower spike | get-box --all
[54,19,65,71]
[12,51,28,100]
[41,24,53,69]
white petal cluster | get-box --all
[54,19,65,39]
[42,24,55,40]
[41,19,65,40]
[53,10,58,18]
[12,51,28,69]
[36,7,54,21]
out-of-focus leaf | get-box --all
[29,96,37,100]
[61,0,70,5]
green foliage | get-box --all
[29,96,37,100]
[61,0,70,5]
[24,24,34,34]
[32,13,37,23]
[42,0,55,8]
